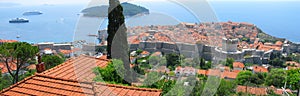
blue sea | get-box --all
[0,1,299,43]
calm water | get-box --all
[0,1,299,43]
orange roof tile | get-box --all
[41,55,109,82]
[253,66,268,73]
[141,51,150,55]
[221,71,238,79]
[197,70,207,75]
[0,74,162,96]
[233,62,245,68]
[0,40,18,43]
[206,69,222,77]
[236,86,267,95]
[0,62,17,74]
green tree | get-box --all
[107,0,132,84]
[216,79,237,96]
[190,80,205,96]
[225,58,234,69]
[265,69,287,87]
[166,53,182,70]
[286,69,300,90]
[0,42,38,84]
[249,72,266,85]
[143,72,162,87]
[200,58,205,68]
[236,71,253,85]
[42,55,64,70]
[0,70,11,90]
[136,49,143,55]
[93,59,126,84]
[202,61,212,70]
[107,0,127,59]
[269,58,285,67]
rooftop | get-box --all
[0,74,161,96]
[1,55,162,96]
[41,55,109,82]
[233,62,245,68]
[236,85,267,95]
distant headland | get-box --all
[81,2,149,17]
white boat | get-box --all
[9,18,29,23]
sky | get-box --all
[0,0,298,6]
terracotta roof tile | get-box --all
[0,40,18,43]
[233,62,245,68]
[253,66,268,73]
[0,62,17,74]
[197,70,207,75]
[221,71,238,79]
[41,55,109,82]
[1,55,162,96]
[236,85,267,95]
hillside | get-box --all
[81,2,149,17]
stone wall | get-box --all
[130,41,205,59]
[53,45,72,50]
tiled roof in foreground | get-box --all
[1,55,162,96]
[41,55,109,82]
[0,74,162,96]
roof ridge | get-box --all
[41,57,74,74]
[83,55,110,62]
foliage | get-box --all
[136,49,143,55]
[0,42,38,84]
[18,69,36,82]
[93,59,126,84]
[107,0,127,59]
[286,69,300,90]
[143,72,162,87]
[269,58,285,67]
[236,71,253,85]
[107,0,132,84]
[241,37,250,43]
[225,58,235,69]
[165,53,183,70]
[249,72,266,85]
[132,65,144,75]
[265,69,287,88]
[216,79,237,96]
[190,80,205,96]
[202,61,212,70]
[42,55,64,70]
[0,73,12,90]
[164,77,196,96]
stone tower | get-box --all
[222,38,239,52]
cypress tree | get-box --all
[107,0,132,84]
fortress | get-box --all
[129,38,287,65]
[97,22,300,65]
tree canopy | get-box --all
[265,69,287,88]
[42,55,64,70]
[0,42,38,84]
[286,69,300,90]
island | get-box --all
[81,2,149,17]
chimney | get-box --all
[37,54,42,64]
[36,62,45,73]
